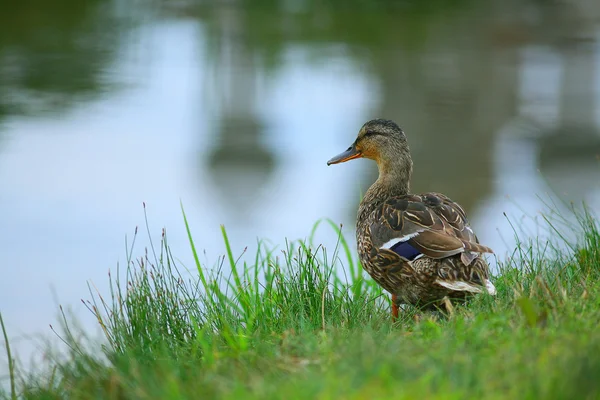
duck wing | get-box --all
[370,193,493,264]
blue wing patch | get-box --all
[390,240,422,261]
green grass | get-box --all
[2,204,600,399]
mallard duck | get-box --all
[327,119,496,318]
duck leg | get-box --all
[391,294,399,321]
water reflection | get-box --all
[204,4,276,216]
[0,0,124,119]
[1,0,600,380]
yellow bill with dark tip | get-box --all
[327,144,362,165]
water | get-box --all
[2,0,600,377]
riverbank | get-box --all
[2,207,600,399]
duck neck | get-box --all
[360,158,413,215]
[376,158,412,195]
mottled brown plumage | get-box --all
[328,119,496,313]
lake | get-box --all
[1,0,600,378]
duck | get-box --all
[327,119,496,318]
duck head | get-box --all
[327,119,413,181]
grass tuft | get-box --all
[0,313,16,400]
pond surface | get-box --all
[2,0,600,377]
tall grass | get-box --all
[2,204,600,399]
[82,206,388,363]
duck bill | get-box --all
[327,145,362,165]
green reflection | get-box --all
[0,0,124,119]
[198,0,475,73]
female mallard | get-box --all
[327,119,496,317]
